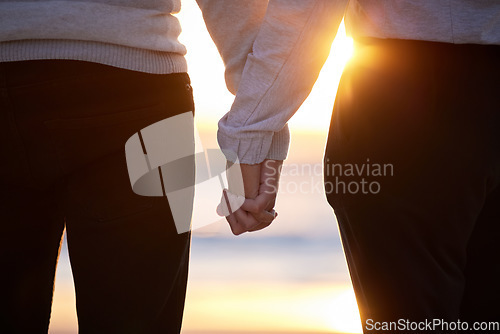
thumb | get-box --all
[240,192,274,213]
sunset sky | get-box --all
[178,2,360,332]
[49,1,362,333]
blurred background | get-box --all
[48,1,362,333]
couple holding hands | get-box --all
[1,0,499,333]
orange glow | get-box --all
[182,282,361,334]
[289,21,353,133]
[177,1,354,134]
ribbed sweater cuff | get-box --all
[266,125,290,161]
[0,39,187,74]
[217,126,289,165]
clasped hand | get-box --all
[218,159,282,235]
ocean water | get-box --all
[50,235,357,334]
[49,168,362,333]
[48,128,363,333]
[188,236,347,284]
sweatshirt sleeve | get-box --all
[195,0,268,94]
[197,0,348,164]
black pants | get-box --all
[0,60,193,333]
[325,39,500,333]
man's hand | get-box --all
[223,159,282,235]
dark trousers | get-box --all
[0,60,193,333]
[325,39,500,333]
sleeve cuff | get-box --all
[265,124,289,161]
[217,125,290,164]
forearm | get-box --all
[196,0,268,94]
[198,0,348,164]
[218,0,348,164]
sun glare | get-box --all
[182,283,362,334]
[177,2,361,334]
[177,1,354,134]
[288,21,353,133]
[329,289,363,333]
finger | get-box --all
[241,192,275,213]
[227,208,261,235]
[249,209,276,224]
[247,221,272,232]
[230,208,277,234]
[223,189,233,215]
[217,189,245,217]
[240,198,260,213]
[234,208,261,231]
[226,214,248,236]
[225,212,242,235]
[248,214,274,232]
[265,200,276,213]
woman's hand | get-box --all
[222,159,282,235]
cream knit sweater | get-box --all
[1,0,499,164]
